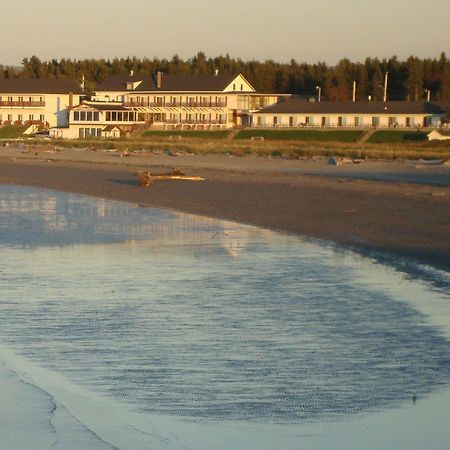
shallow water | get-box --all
[0,184,449,448]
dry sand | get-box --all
[0,146,449,270]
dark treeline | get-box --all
[1,52,450,102]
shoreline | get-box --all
[1,148,449,270]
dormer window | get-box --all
[126,80,143,90]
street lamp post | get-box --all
[425,89,431,102]
[315,86,321,102]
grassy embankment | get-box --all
[142,130,231,139]
[235,129,364,142]
[2,126,450,160]
[0,125,28,139]
[367,130,429,143]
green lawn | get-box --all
[0,125,28,139]
[235,129,364,142]
[142,130,231,139]
[367,130,429,143]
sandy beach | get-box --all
[1,145,450,450]
[0,146,449,270]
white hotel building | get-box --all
[52,72,282,138]
[0,78,83,129]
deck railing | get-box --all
[124,101,227,108]
[0,101,45,107]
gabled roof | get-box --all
[72,101,130,111]
[102,125,121,131]
[96,73,250,93]
[0,78,83,94]
[257,99,447,115]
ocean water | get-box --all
[0,184,449,449]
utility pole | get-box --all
[383,72,388,102]
[315,86,321,102]
[425,89,431,102]
[352,81,357,102]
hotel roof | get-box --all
[96,73,249,93]
[257,99,447,115]
[0,78,83,94]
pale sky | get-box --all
[1,0,450,66]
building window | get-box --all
[372,116,380,127]
[40,115,45,122]
[338,116,344,127]
[233,84,236,91]
[305,116,313,125]
[80,111,87,121]
[18,114,23,122]
[8,114,13,122]
[87,111,93,121]
[354,116,364,127]
[29,114,34,121]
[406,117,415,128]
[74,111,80,121]
[388,116,397,127]
[273,116,278,126]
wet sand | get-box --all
[0,147,449,270]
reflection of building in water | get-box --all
[0,187,271,252]
[211,230,251,258]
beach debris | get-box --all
[134,169,204,187]
[414,159,447,168]
[328,156,364,165]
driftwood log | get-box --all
[135,169,204,187]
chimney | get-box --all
[157,71,162,89]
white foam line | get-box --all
[0,346,191,450]
[0,345,313,450]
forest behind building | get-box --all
[1,52,450,103]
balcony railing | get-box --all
[0,101,45,107]
[124,101,227,108]
[164,119,227,125]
